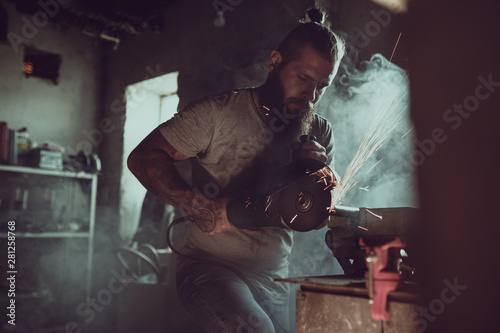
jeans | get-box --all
[176,258,290,333]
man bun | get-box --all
[277,7,345,69]
[307,8,325,24]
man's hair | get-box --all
[277,8,345,69]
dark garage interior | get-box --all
[1,0,499,332]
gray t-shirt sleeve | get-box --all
[311,114,336,170]
[157,98,215,157]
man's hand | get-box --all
[191,197,238,235]
[292,139,328,163]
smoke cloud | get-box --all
[323,53,416,208]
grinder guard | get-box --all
[227,159,338,232]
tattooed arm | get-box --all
[127,128,236,234]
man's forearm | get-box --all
[127,146,219,232]
[128,129,232,233]
[128,148,194,210]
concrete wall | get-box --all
[0,1,103,155]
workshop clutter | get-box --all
[0,121,100,173]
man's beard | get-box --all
[259,68,316,142]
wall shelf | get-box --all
[0,231,91,238]
[0,164,95,179]
[0,164,98,302]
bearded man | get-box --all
[128,8,345,333]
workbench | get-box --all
[277,275,421,333]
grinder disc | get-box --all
[275,159,334,232]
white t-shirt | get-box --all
[158,88,335,295]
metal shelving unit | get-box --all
[0,164,97,299]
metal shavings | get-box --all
[311,166,338,192]
[332,75,409,206]
[389,32,403,62]
[366,209,383,220]
[401,127,413,139]
[365,157,386,175]
[265,197,272,212]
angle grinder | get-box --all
[226,157,338,232]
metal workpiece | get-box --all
[326,206,419,275]
[328,206,418,236]
[330,205,361,219]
